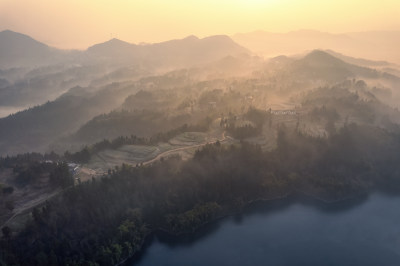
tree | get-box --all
[2,186,14,194]
[49,162,73,188]
[2,226,11,238]
[325,116,336,136]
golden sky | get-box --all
[0,0,399,49]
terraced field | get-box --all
[86,131,216,173]
[168,132,207,146]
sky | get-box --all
[0,0,399,49]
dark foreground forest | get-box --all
[2,123,400,265]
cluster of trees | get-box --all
[224,108,268,139]
[308,105,340,122]
[0,159,72,237]
[2,123,400,265]
[72,109,198,144]
[11,161,72,188]
[0,183,15,216]
[166,202,222,234]
[0,152,60,169]
[49,162,73,188]
[302,85,400,129]
[226,123,260,139]
[0,151,69,192]
[0,185,13,195]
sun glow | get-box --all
[237,0,279,7]
[0,0,399,49]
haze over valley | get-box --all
[1,1,400,265]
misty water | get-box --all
[132,193,400,266]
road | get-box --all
[1,189,61,228]
[2,129,232,229]
[143,131,231,166]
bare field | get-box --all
[85,119,231,173]
[87,145,160,173]
[168,132,207,146]
[86,132,211,173]
[0,168,61,229]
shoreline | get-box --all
[121,189,371,266]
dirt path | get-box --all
[2,189,61,228]
[143,131,230,166]
[2,128,232,228]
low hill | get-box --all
[85,35,250,68]
[286,50,399,83]
[233,30,400,64]
[0,30,77,68]
[0,83,131,156]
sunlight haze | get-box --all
[0,0,399,49]
[3,0,400,265]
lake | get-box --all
[132,193,400,266]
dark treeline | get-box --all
[65,117,213,164]
[12,161,72,188]
[308,105,340,122]
[0,116,213,171]
[0,161,72,232]
[2,123,400,265]
[302,85,400,129]
[224,108,269,139]
[0,152,60,169]
[0,152,68,189]
[72,109,195,144]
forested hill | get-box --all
[2,123,400,265]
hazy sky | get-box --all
[0,0,399,49]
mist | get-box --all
[1,1,400,265]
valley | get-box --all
[1,28,400,266]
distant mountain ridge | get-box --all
[87,38,134,56]
[0,30,249,69]
[86,34,250,68]
[324,50,391,67]
[0,30,56,68]
[285,50,400,83]
[232,30,400,65]
[3,29,399,69]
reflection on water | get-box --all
[132,193,400,266]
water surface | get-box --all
[133,193,400,266]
